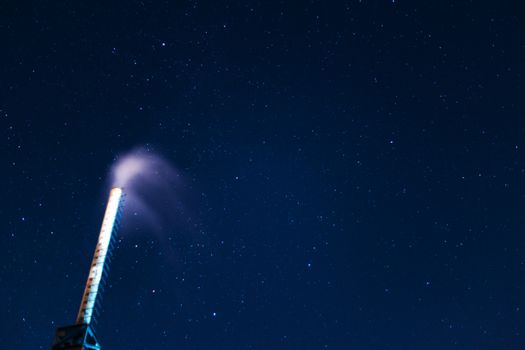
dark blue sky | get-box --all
[2,1,525,349]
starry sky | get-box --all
[2,1,525,349]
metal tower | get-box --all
[52,188,125,350]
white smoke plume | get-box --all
[109,147,189,240]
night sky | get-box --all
[2,1,525,349]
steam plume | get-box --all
[109,147,187,238]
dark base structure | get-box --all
[52,324,100,350]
